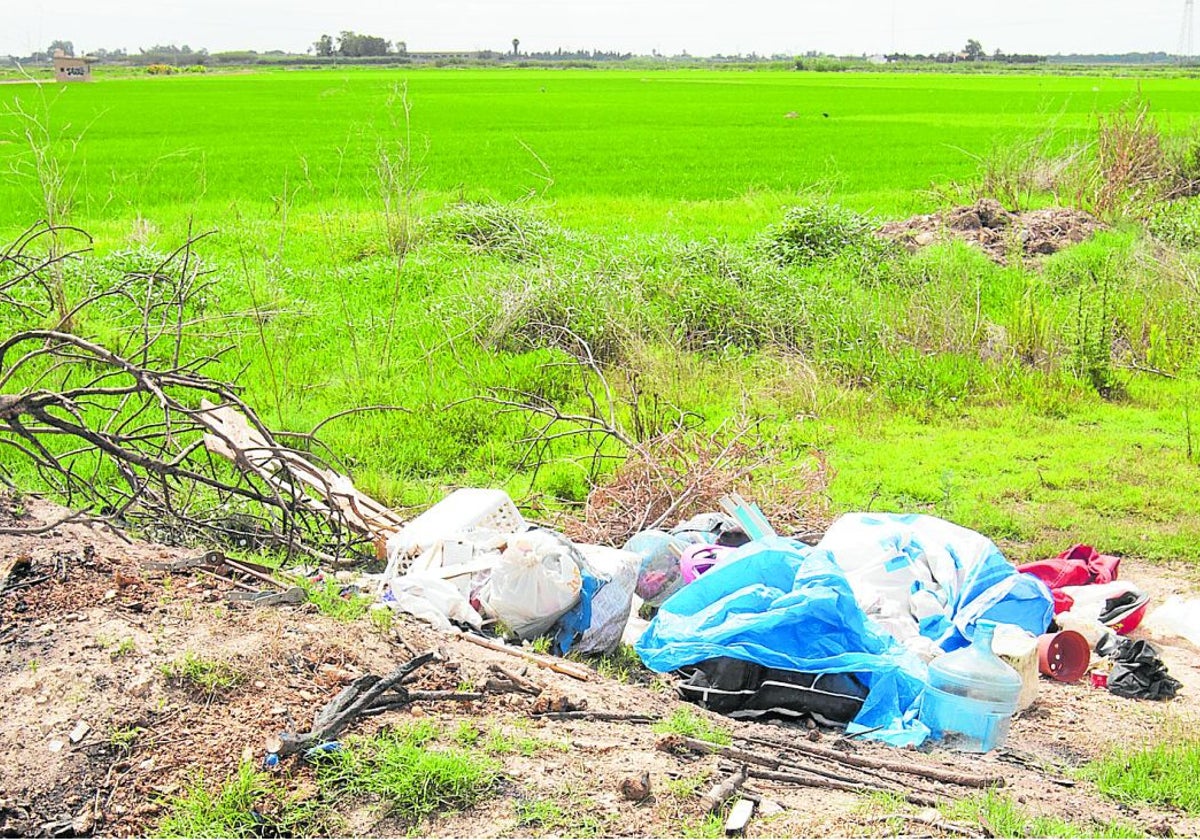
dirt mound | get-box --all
[879,199,1104,264]
[2,496,1199,838]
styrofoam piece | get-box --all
[383,489,524,582]
[992,623,1039,711]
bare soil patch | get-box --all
[879,199,1105,264]
[2,496,1198,837]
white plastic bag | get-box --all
[481,531,582,639]
[1144,596,1200,648]
[384,574,483,632]
[574,545,640,655]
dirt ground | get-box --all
[2,495,1198,838]
[878,199,1105,264]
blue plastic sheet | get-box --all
[636,515,1055,746]
[636,538,932,746]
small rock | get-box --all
[619,770,651,802]
[126,674,153,698]
[48,739,65,753]
[254,680,266,690]
[72,809,94,836]
[68,721,90,744]
[757,798,785,817]
[139,758,155,770]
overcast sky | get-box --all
[1,0,1189,58]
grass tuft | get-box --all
[943,790,1142,838]
[313,723,499,826]
[160,652,244,696]
[1082,736,1200,814]
[652,707,732,746]
[157,761,332,838]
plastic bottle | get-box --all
[919,620,1022,753]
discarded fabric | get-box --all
[678,657,868,726]
[816,513,1054,654]
[1018,544,1148,634]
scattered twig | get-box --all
[458,631,591,681]
[276,652,436,756]
[739,732,1004,789]
[532,711,659,723]
[868,811,986,838]
[0,507,93,535]
[702,764,748,814]
[487,663,544,695]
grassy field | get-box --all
[2,67,1200,564]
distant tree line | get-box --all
[5,37,1191,70]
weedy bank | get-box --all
[1,68,1199,564]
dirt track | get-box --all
[2,495,1198,837]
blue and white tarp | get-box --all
[635,514,1054,746]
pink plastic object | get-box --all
[679,544,734,584]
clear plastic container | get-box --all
[623,530,694,607]
[919,621,1022,753]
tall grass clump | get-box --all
[975,96,1200,221]
[759,203,891,267]
[430,202,559,261]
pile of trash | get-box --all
[376,488,1190,754]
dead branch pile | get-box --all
[566,424,831,546]
[0,223,402,563]
[470,324,832,545]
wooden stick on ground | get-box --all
[458,631,591,682]
[747,767,940,809]
[533,711,659,723]
[739,732,1004,789]
[702,765,748,814]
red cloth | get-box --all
[1017,544,1121,613]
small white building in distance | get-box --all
[52,49,93,82]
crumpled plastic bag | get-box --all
[817,513,1053,652]
[1098,636,1182,701]
[569,545,639,655]
[383,574,483,632]
[480,530,583,639]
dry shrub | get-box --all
[1092,99,1171,217]
[562,420,832,546]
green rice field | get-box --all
[3,67,1200,564]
